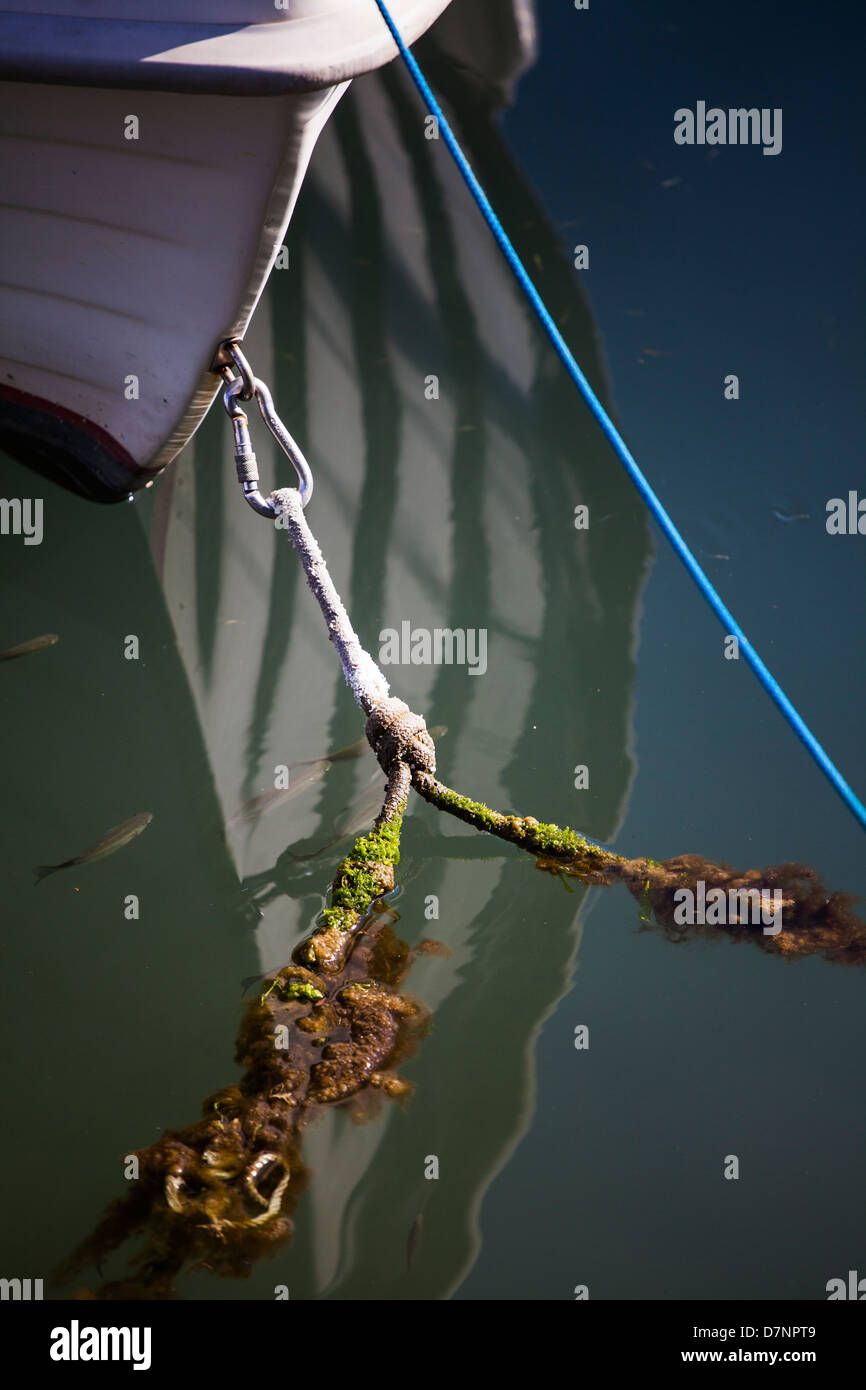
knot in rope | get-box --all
[366,698,436,781]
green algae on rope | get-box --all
[270,485,866,964]
[296,801,406,972]
[411,771,626,881]
[270,488,630,884]
[55,473,866,1300]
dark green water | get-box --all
[0,0,862,1301]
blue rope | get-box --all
[373,0,866,833]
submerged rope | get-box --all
[372,0,866,834]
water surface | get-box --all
[0,0,863,1301]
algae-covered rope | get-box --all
[271,486,866,967]
[57,475,866,1298]
[56,788,427,1296]
[272,486,620,870]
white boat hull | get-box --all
[0,0,451,498]
[0,80,347,496]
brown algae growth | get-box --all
[57,804,435,1298]
[58,715,865,1299]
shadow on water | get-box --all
[51,787,865,1298]
[0,449,254,1293]
[380,62,493,759]
[35,33,657,1289]
[300,100,406,837]
[4,4,861,1304]
[193,419,224,691]
[237,200,308,810]
[4,25,657,1299]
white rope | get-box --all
[272,488,390,714]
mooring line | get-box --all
[372,0,866,833]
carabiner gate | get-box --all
[214,341,314,516]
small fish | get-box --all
[364,899,401,928]
[33,812,152,886]
[0,633,59,662]
[334,783,389,837]
[301,736,369,766]
[770,509,810,523]
[227,760,331,828]
[284,727,448,857]
[290,797,384,863]
[307,725,447,769]
[295,724,446,772]
[288,782,387,863]
[407,1213,423,1274]
[345,721,445,756]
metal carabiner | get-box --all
[251,376,314,509]
[216,345,314,516]
[226,341,256,401]
[222,377,277,517]
[212,338,255,401]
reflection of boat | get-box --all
[139,0,652,1299]
[0,0,450,500]
[1,0,652,1302]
